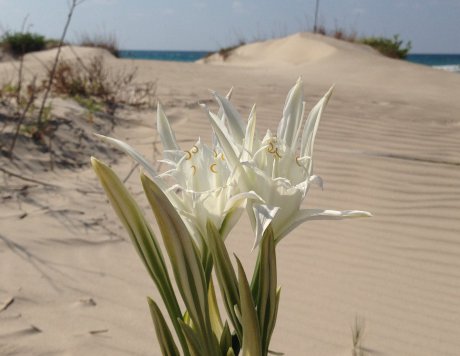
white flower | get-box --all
[97,103,260,251]
[207,78,371,248]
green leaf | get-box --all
[235,256,262,356]
[91,158,189,355]
[256,225,277,354]
[208,278,224,339]
[206,220,242,341]
[183,310,193,328]
[219,322,233,355]
[267,287,281,348]
[141,173,219,355]
[147,297,180,356]
[179,320,203,356]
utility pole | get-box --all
[313,0,320,33]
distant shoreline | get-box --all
[118,49,210,62]
[118,50,460,73]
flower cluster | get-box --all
[98,78,370,250]
[92,78,371,356]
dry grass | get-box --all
[76,32,119,57]
[51,54,156,115]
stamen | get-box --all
[191,145,199,154]
[185,150,192,160]
[274,148,282,159]
[210,163,217,173]
[267,142,276,153]
[191,165,197,175]
[295,155,302,166]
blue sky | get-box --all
[0,0,459,53]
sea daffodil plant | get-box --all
[92,78,371,355]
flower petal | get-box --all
[276,208,372,242]
[277,77,304,150]
[252,204,280,250]
[242,104,257,162]
[213,91,245,146]
[300,86,334,167]
[95,134,159,180]
[206,108,250,190]
[157,102,180,152]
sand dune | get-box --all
[201,32,378,66]
[1,35,460,355]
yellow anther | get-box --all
[274,148,282,159]
[191,145,199,154]
[210,163,217,173]
[191,165,197,175]
[185,151,192,160]
[295,155,302,166]
[267,142,276,153]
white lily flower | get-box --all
[207,78,371,248]
[97,103,260,251]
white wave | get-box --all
[432,64,460,73]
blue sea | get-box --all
[406,54,460,73]
[118,50,209,62]
[119,50,460,73]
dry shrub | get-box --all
[77,32,119,57]
[52,55,157,114]
[332,27,357,42]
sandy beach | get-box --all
[1,33,460,355]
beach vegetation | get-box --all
[51,55,157,115]
[0,31,46,57]
[77,32,120,57]
[203,40,246,61]
[218,41,246,59]
[0,0,154,168]
[361,35,411,59]
[93,79,370,355]
[351,316,366,356]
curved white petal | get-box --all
[308,175,323,190]
[276,209,372,242]
[95,134,159,181]
[277,77,304,149]
[300,86,334,165]
[224,190,264,213]
[242,104,257,161]
[157,103,181,153]
[206,108,250,191]
[252,204,280,250]
[213,91,245,145]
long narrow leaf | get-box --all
[256,225,277,354]
[219,322,233,355]
[91,158,189,355]
[147,297,180,356]
[267,287,281,348]
[208,278,224,339]
[206,220,242,341]
[236,256,262,356]
[141,173,219,355]
[179,320,203,356]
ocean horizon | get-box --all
[119,50,460,73]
